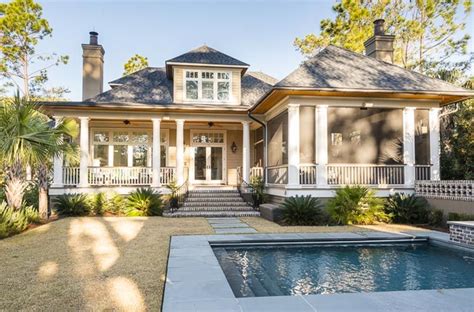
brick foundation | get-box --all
[448,221,474,246]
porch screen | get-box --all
[327,108,403,164]
[415,109,430,165]
[267,111,288,166]
[253,127,264,167]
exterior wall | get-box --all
[426,198,474,215]
[172,66,241,105]
[226,130,243,185]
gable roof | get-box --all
[165,45,249,78]
[90,67,275,108]
[275,45,469,94]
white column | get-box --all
[315,105,328,186]
[175,119,185,185]
[242,121,251,182]
[151,118,161,187]
[287,104,300,186]
[79,117,90,187]
[429,108,441,180]
[403,107,416,187]
[52,116,64,187]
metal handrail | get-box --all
[237,167,260,210]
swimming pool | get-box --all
[213,241,474,298]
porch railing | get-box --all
[299,164,317,185]
[88,167,153,186]
[327,164,405,185]
[62,167,80,186]
[160,167,176,185]
[250,166,264,179]
[415,165,431,181]
[267,165,288,184]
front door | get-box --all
[191,131,226,184]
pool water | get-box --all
[212,243,474,297]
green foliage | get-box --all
[108,193,126,215]
[250,175,266,205]
[384,193,429,224]
[0,0,69,97]
[448,212,474,221]
[0,202,39,239]
[88,192,107,216]
[428,209,444,227]
[125,188,163,216]
[294,0,471,74]
[280,195,326,226]
[123,54,149,76]
[441,81,474,180]
[327,186,389,225]
[23,183,39,208]
[53,194,90,216]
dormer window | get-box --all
[184,70,231,103]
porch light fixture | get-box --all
[123,120,131,125]
[231,141,238,153]
[361,102,373,110]
[208,122,214,128]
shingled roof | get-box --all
[91,67,275,107]
[166,45,249,67]
[276,45,469,94]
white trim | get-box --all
[242,121,251,182]
[79,117,90,187]
[429,108,441,180]
[189,129,227,185]
[183,69,233,104]
[403,107,416,186]
[151,118,161,187]
[287,104,300,186]
[166,62,249,69]
[315,105,328,186]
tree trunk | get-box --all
[4,160,27,210]
[37,164,50,220]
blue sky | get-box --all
[18,1,474,100]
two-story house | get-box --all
[45,20,472,215]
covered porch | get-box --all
[50,114,256,194]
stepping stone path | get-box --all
[207,217,257,234]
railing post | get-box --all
[151,118,161,187]
[429,108,441,181]
[242,121,251,182]
[176,119,185,185]
[403,107,416,187]
[78,116,90,187]
[287,104,300,186]
[315,105,328,186]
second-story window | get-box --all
[184,70,231,102]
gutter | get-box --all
[247,110,267,183]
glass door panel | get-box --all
[194,147,207,181]
[210,147,223,181]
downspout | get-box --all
[247,110,267,183]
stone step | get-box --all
[163,211,260,218]
[187,193,241,198]
[183,201,249,207]
[178,206,257,212]
[188,190,239,194]
[186,197,245,202]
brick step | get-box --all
[186,197,245,202]
[178,206,256,212]
[188,190,239,194]
[163,211,260,218]
[184,201,249,207]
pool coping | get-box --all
[163,230,474,312]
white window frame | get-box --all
[183,69,232,104]
[90,128,169,168]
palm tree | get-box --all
[0,93,78,219]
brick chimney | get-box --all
[364,19,395,63]
[82,31,105,100]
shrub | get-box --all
[428,209,444,227]
[54,194,90,216]
[384,193,429,224]
[448,212,474,221]
[108,193,126,215]
[23,183,39,208]
[250,175,266,206]
[327,186,389,225]
[125,188,163,216]
[280,195,326,226]
[88,192,107,215]
[0,202,39,239]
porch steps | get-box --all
[163,188,260,217]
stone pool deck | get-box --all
[163,230,474,312]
